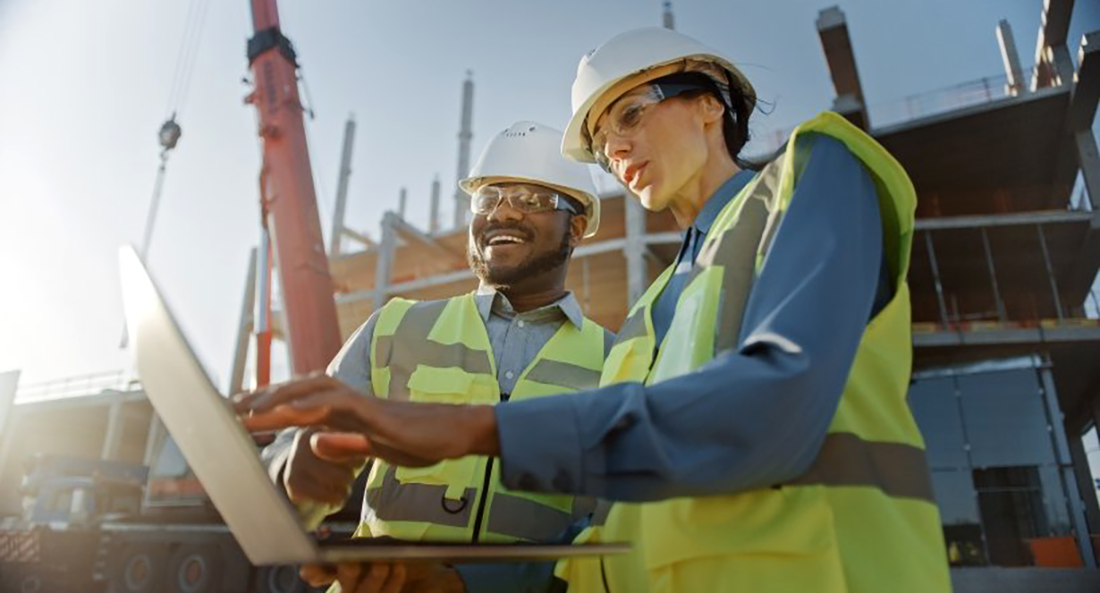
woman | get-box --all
[240,27,951,593]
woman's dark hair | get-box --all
[651,71,759,170]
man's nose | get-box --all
[486,198,524,223]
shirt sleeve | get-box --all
[258,312,380,526]
[495,134,886,501]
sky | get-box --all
[1,0,1098,391]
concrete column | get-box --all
[0,370,21,515]
[661,1,674,30]
[1039,364,1096,567]
[1076,130,1100,211]
[143,415,164,468]
[430,176,441,234]
[398,187,408,221]
[454,72,474,229]
[624,198,647,307]
[816,6,869,129]
[373,212,397,310]
[101,401,124,461]
[230,248,258,395]
[996,20,1027,96]
[1030,0,1076,90]
[330,116,356,256]
[1068,433,1100,560]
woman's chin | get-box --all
[634,186,669,212]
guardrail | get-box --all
[15,370,139,404]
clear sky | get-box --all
[1,0,1098,390]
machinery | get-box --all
[0,0,352,590]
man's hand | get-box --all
[234,374,500,468]
[300,561,466,593]
[283,427,365,506]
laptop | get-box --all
[118,245,627,565]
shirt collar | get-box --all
[474,285,585,329]
[691,169,756,235]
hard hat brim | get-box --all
[562,56,756,164]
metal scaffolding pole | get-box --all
[979,228,1008,321]
[923,231,950,326]
[1036,224,1065,320]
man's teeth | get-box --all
[488,236,525,245]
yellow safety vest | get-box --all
[558,112,951,593]
[358,293,606,542]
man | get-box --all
[260,121,613,593]
[243,28,951,593]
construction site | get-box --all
[2,0,1100,591]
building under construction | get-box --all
[3,1,1100,591]
[317,1,1100,589]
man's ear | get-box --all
[568,214,587,247]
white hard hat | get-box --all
[460,121,602,238]
[562,27,757,163]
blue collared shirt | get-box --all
[494,133,890,502]
[651,169,755,347]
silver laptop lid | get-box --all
[119,246,317,565]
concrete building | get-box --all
[6,2,1097,591]
[815,4,1100,589]
[315,2,1100,590]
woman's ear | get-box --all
[698,94,726,125]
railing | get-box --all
[15,370,138,404]
[869,70,1030,130]
[745,65,1066,156]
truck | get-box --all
[0,381,362,593]
[2,0,354,588]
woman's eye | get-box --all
[620,104,643,128]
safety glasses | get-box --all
[470,185,580,216]
[590,78,714,172]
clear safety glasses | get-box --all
[470,185,580,216]
[590,80,712,172]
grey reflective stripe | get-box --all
[485,493,573,542]
[366,466,475,528]
[524,359,601,391]
[375,299,493,400]
[616,310,648,344]
[695,156,786,354]
[571,495,598,521]
[589,499,613,527]
[784,432,935,504]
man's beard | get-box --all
[467,227,573,288]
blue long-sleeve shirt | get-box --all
[494,134,889,501]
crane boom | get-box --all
[245,0,342,376]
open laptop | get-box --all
[118,245,627,565]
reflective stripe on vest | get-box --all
[559,112,950,593]
[363,293,606,543]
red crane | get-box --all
[244,0,342,383]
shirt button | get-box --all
[505,371,515,380]
[517,320,526,328]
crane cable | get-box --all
[165,0,212,121]
[121,0,211,348]
[142,0,211,259]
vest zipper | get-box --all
[470,457,495,542]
